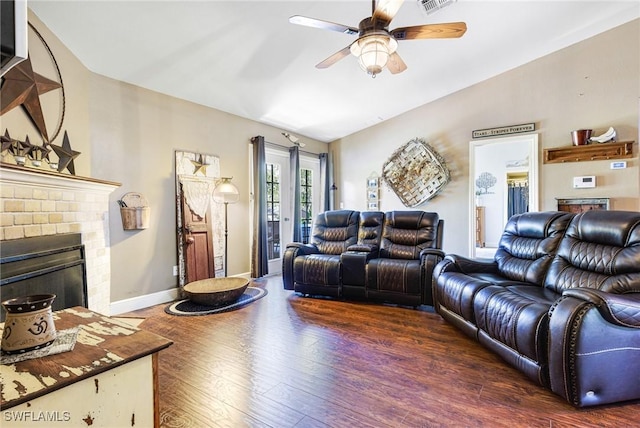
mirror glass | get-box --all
[469,134,539,258]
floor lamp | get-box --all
[213,177,239,277]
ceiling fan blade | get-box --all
[289,15,358,35]
[391,22,467,40]
[316,46,352,69]
[386,52,407,74]
[372,0,404,26]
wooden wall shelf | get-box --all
[543,141,634,164]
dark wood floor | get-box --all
[126,276,640,427]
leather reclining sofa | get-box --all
[283,210,444,306]
[433,210,640,407]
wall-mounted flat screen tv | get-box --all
[1,0,28,77]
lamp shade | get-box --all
[350,33,398,77]
[213,178,239,204]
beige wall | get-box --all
[3,14,638,303]
[88,76,324,301]
[3,12,328,302]
[331,19,639,257]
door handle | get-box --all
[183,225,194,245]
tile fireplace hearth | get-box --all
[0,164,120,315]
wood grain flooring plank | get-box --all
[265,382,391,428]
[123,276,640,427]
[160,370,275,428]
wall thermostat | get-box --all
[611,161,627,169]
[573,176,596,188]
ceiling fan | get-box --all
[289,0,467,77]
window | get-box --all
[300,168,313,244]
[266,163,280,259]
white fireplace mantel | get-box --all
[0,163,120,194]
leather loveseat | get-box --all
[433,210,640,407]
[283,210,444,306]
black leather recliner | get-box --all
[546,210,640,407]
[282,210,359,297]
[283,210,444,307]
[433,210,640,407]
[366,211,444,306]
[433,211,573,383]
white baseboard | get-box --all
[110,288,179,315]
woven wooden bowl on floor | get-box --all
[183,277,249,307]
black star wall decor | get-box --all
[29,143,51,167]
[49,131,80,174]
[0,56,62,143]
[1,130,16,154]
[10,135,33,158]
[1,22,77,173]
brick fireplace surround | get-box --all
[0,164,119,315]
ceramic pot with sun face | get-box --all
[1,294,57,354]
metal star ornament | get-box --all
[191,154,209,176]
[0,55,62,143]
[49,131,80,174]
[10,135,34,157]
[8,135,34,166]
[1,130,16,154]
[29,143,51,167]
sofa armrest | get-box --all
[420,250,446,306]
[420,248,445,259]
[562,289,640,328]
[285,242,319,256]
[347,243,378,254]
[548,293,640,407]
[282,244,319,290]
[436,254,500,275]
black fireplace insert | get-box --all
[1,233,87,321]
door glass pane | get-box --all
[266,163,281,259]
[300,168,313,244]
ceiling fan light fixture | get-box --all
[350,33,398,77]
[290,4,466,77]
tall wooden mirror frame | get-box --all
[468,134,539,259]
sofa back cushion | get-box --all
[357,211,384,247]
[311,210,360,255]
[544,210,640,294]
[380,211,441,260]
[494,211,574,285]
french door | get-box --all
[265,149,320,274]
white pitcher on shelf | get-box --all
[589,127,616,143]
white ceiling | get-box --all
[29,1,639,143]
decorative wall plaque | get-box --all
[382,138,450,208]
[472,123,535,139]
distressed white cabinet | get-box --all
[1,307,172,427]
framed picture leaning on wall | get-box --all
[367,173,380,210]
